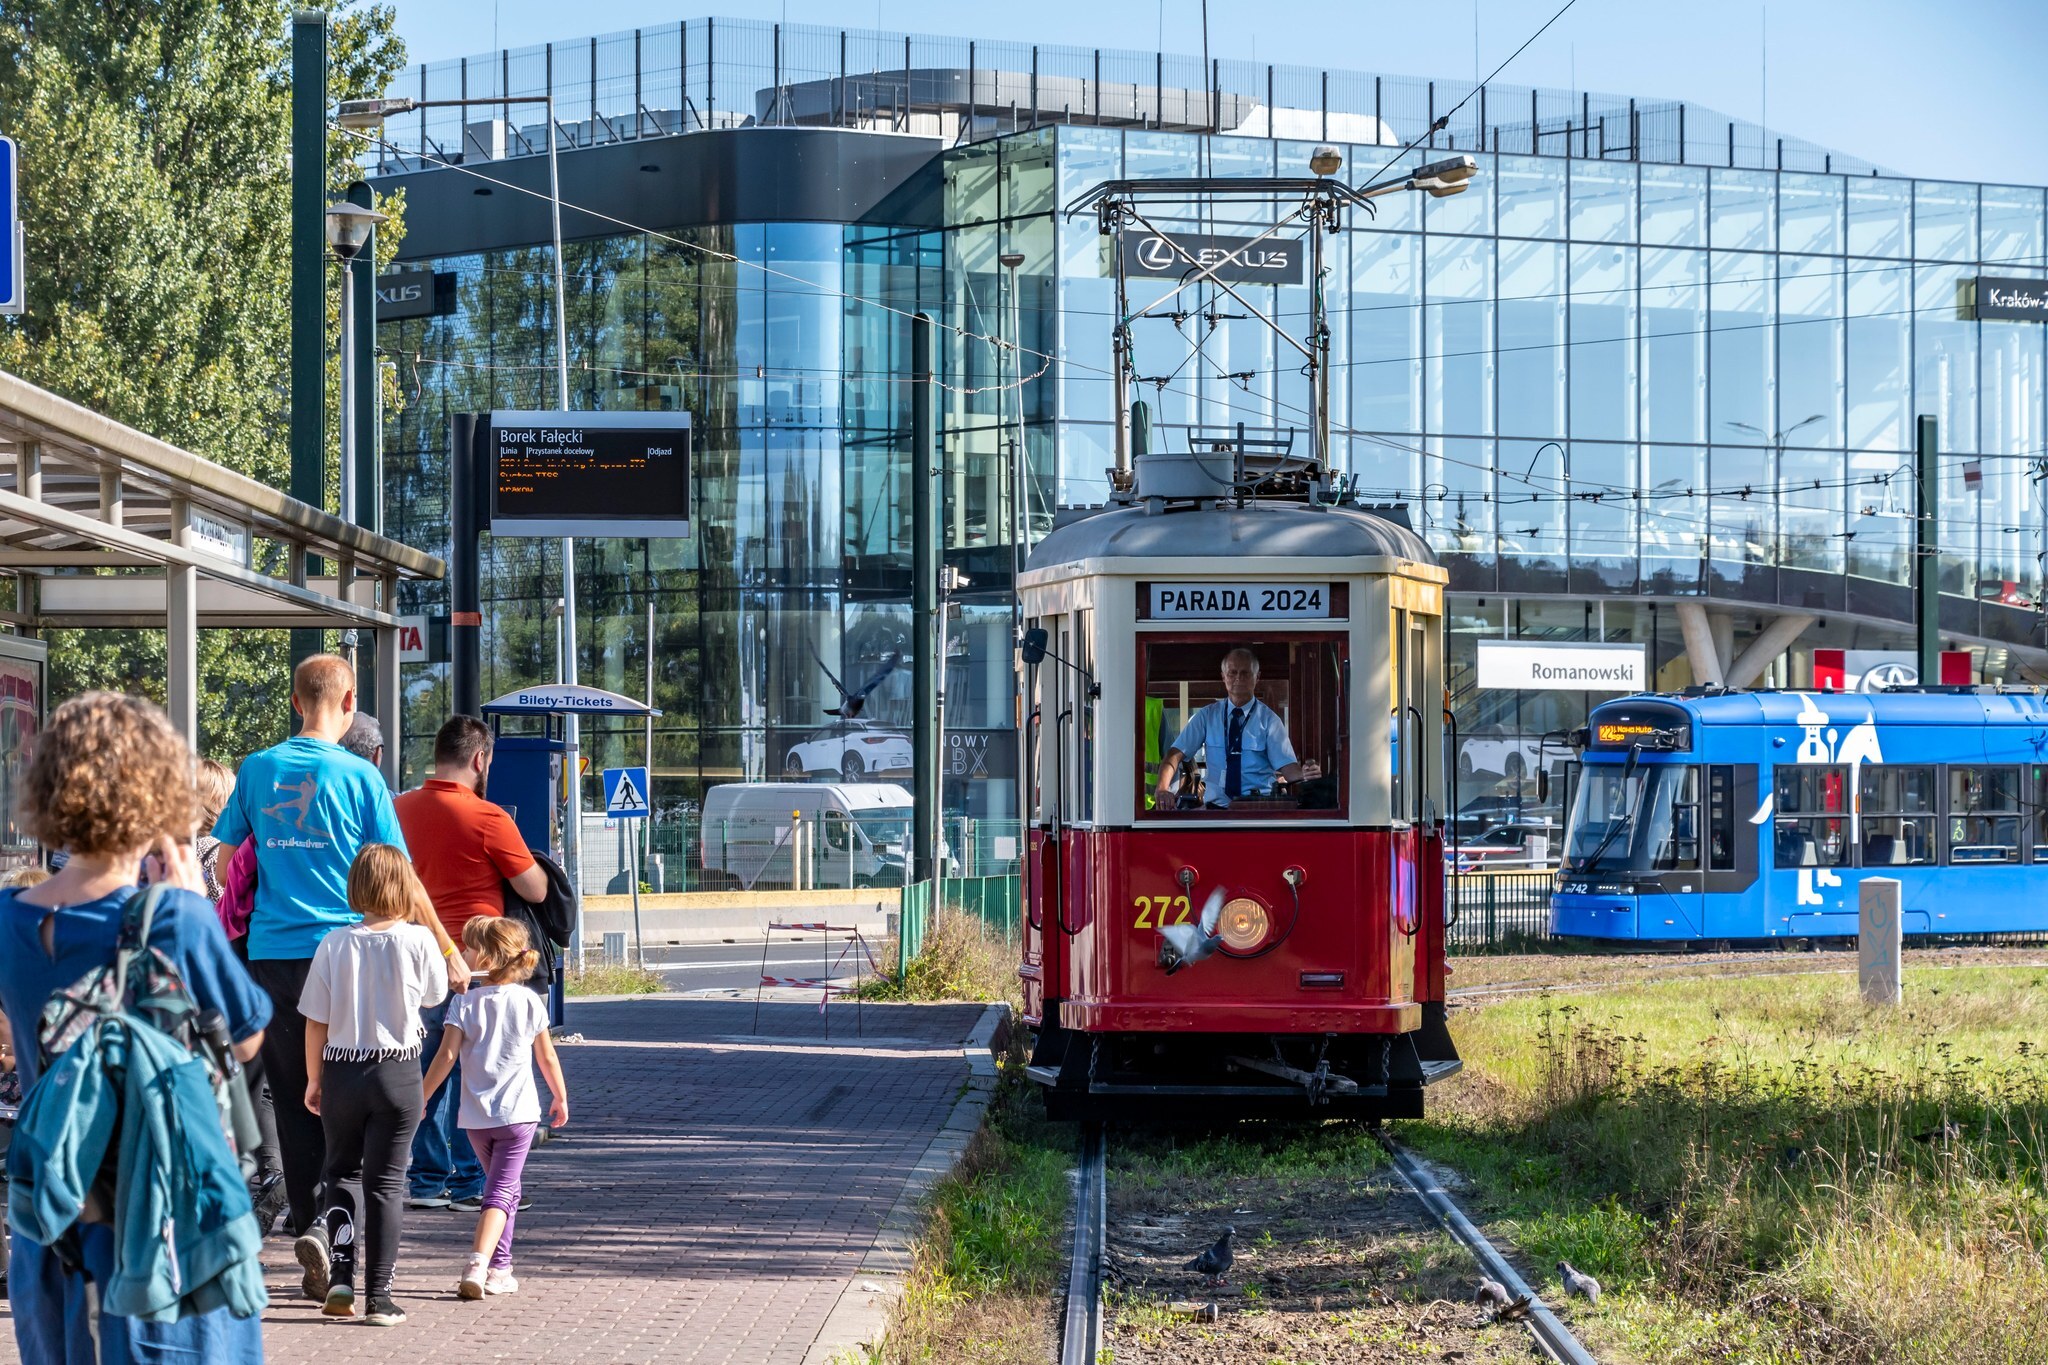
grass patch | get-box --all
[561,961,666,996]
[861,909,1022,1008]
[875,1029,1068,1364]
[1415,965,2048,1363]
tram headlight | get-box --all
[1217,897,1270,951]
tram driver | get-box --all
[1154,647,1321,809]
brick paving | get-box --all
[3,997,987,1364]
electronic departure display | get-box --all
[488,410,692,539]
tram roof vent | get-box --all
[1132,450,1232,506]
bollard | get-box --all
[1859,877,1902,1006]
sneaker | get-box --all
[406,1192,452,1209]
[293,1224,330,1301]
[362,1295,407,1327]
[458,1254,488,1301]
[518,1195,533,1212]
[447,1194,483,1213]
[484,1268,520,1296]
[322,1282,355,1318]
[251,1174,289,1238]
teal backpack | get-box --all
[6,885,268,1321]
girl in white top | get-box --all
[300,843,450,1326]
[423,915,569,1299]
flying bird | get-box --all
[811,645,903,719]
[1185,1226,1234,1286]
[1158,889,1227,975]
[1557,1260,1601,1304]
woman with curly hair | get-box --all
[0,692,271,1365]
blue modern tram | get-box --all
[1551,689,2048,942]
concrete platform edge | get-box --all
[801,1001,1011,1365]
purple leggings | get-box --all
[465,1122,538,1269]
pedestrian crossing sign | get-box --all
[602,766,650,820]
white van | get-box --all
[699,782,916,890]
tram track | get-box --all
[1058,1121,1598,1365]
[1376,1134,1599,1365]
[1059,1122,1107,1365]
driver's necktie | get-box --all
[1225,706,1246,799]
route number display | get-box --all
[1149,582,1331,619]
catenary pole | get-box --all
[912,313,937,886]
[1916,415,1939,685]
[543,97,585,962]
[290,12,328,679]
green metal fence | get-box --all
[896,874,1022,973]
[1447,870,1557,954]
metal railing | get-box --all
[1447,869,1557,954]
[583,812,1023,896]
[373,16,1882,178]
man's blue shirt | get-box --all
[1170,698,1297,804]
[211,734,406,960]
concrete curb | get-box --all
[802,1001,1010,1365]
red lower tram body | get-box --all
[1022,823,1461,1120]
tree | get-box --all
[0,0,407,760]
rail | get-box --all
[1060,1122,1107,1365]
[373,16,1883,179]
[1377,1134,1599,1365]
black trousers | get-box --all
[317,1055,423,1297]
[228,935,283,1178]
[247,956,324,1234]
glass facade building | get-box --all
[372,18,2048,828]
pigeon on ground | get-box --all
[1473,1278,1530,1322]
[1158,889,1227,975]
[1557,1260,1601,1304]
[1185,1226,1235,1286]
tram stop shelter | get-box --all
[0,368,443,785]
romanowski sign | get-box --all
[1475,640,1646,691]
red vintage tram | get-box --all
[1017,451,1460,1119]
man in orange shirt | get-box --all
[396,715,549,1211]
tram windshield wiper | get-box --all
[1567,745,1644,873]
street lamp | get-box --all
[338,88,586,929]
[324,202,387,532]
[1309,145,1343,177]
[1357,153,1479,200]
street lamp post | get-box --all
[323,201,387,534]
[339,93,585,932]
[324,200,387,672]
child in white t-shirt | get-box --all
[423,915,569,1298]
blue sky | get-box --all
[390,0,2048,188]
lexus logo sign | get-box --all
[1119,230,1304,286]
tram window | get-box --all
[1707,765,1737,870]
[1646,766,1701,870]
[1948,766,2021,864]
[2033,768,2048,862]
[1857,765,1935,867]
[1773,765,1850,868]
[1076,610,1095,824]
[1141,636,1346,818]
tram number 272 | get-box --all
[1131,894,1193,928]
